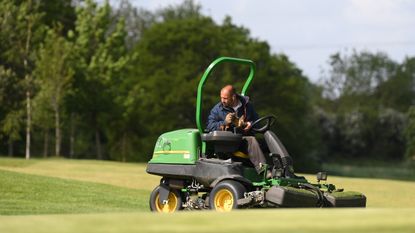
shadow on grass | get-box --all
[322,160,415,182]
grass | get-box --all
[0,209,415,233]
[0,169,149,215]
[322,160,415,181]
[1,157,415,233]
[0,158,157,215]
[0,158,160,190]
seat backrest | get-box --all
[264,130,290,158]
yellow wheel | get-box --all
[149,186,182,213]
[213,189,234,211]
[209,180,246,212]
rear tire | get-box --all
[149,185,182,213]
[209,180,246,212]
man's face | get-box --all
[220,90,235,107]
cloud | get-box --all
[345,0,415,25]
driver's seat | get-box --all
[201,130,256,168]
[201,131,242,158]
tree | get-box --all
[0,0,45,158]
[376,57,415,112]
[113,0,156,49]
[33,26,74,157]
[322,50,397,101]
[38,0,76,33]
[405,106,415,161]
[0,67,23,156]
[69,0,129,159]
[317,50,410,160]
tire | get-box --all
[209,180,246,212]
[149,185,182,213]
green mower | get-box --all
[146,57,366,212]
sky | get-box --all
[122,0,415,83]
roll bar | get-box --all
[195,57,256,134]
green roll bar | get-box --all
[196,57,256,134]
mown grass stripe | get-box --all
[0,209,415,233]
[0,169,149,215]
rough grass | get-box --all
[1,157,415,233]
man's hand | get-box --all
[225,113,235,125]
[243,121,252,132]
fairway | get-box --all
[1,158,415,233]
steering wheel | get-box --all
[250,115,276,134]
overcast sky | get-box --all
[124,0,415,82]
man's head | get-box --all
[220,85,237,108]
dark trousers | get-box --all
[242,136,267,173]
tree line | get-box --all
[315,51,415,162]
[0,0,414,171]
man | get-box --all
[207,85,271,178]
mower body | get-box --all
[149,129,200,165]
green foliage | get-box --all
[372,108,406,159]
[322,50,397,100]
[34,27,74,108]
[0,0,45,72]
[32,26,74,156]
[68,0,131,160]
[317,50,412,160]
[404,106,415,161]
[0,0,46,156]
[0,110,23,142]
[376,63,415,112]
[37,0,76,33]
[113,0,156,48]
[0,67,24,142]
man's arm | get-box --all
[206,107,225,132]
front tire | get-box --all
[209,180,246,212]
[149,186,182,213]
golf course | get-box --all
[1,157,414,233]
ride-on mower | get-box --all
[146,57,366,212]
